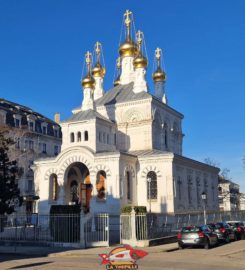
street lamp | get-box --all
[147,178,152,213]
[201,192,207,225]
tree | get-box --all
[0,131,22,215]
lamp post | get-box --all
[201,192,207,225]
[147,178,152,213]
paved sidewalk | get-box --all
[0,242,178,257]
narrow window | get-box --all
[77,132,81,142]
[84,131,88,141]
[107,134,110,144]
[70,181,78,203]
[15,119,20,128]
[96,171,106,199]
[147,171,157,200]
[54,145,58,156]
[127,171,131,201]
[70,132,75,142]
[42,143,46,153]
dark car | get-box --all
[177,225,218,249]
[227,221,245,240]
[208,222,236,243]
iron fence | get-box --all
[0,214,80,244]
[121,210,245,241]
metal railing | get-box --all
[0,214,80,244]
[121,210,245,242]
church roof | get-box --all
[127,149,171,157]
[95,82,150,106]
[62,109,112,124]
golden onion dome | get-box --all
[119,39,138,58]
[91,63,105,78]
[133,54,148,69]
[81,74,95,89]
[152,67,166,82]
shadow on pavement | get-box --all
[8,262,52,269]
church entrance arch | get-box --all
[64,162,92,213]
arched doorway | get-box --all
[65,162,92,213]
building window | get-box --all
[54,145,59,156]
[103,133,106,143]
[96,171,106,200]
[147,171,157,200]
[187,176,192,205]
[27,180,33,192]
[42,126,47,135]
[177,176,182,201]
[42,143,47,153]
[126,171,131,201]
[164,125,168,149]
[16,138,20,149]
[15,119,20,128]
[77,132,81,142]
[50,174,58,201]
[29,140,34,150]
[84,131,88,141]
[107,134,110,144]
[29,121,34,131]
[70,132,75,143]
[99,132,102,142]
[70,180,78,203]
[114,133,116,145]
[196,177,201,206]
[54,129,58,137]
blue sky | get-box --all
[0,0,244,190]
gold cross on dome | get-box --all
[85,51,92,71]
[155,48,162,60]
[136,30,143,45]
[124,10,132,27]
[95,42,101,62]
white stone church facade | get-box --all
[33,10,219,215]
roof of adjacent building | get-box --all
[0,98,61,137]
[62,109,113,124]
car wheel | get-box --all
[204,239,210,249]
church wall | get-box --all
[97,99,153,151]
[151,101,183,155]
[61,121,96,152]
[95,119,116,152]
[136,154,175,213]
[118,154,137,207]
[173,158,219,213]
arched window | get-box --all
[70,132,75,143]
[50,174,58,201]
[147,171,157,200]
[164,123,168,149]
[96,171,106,199]
[70,180,78,203]
[84,131,88,141]
[126,171,131,201]
[77,132,81,142]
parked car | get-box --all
[207,222,236,243]
[177,225,218,249]
[226,221,245,240]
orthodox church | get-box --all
[33,10,219,215]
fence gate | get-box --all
[84,213,109,248]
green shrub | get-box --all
[121,205,147,214]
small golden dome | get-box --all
[92,63,105,78]
[81,74,95,89]
[152,67,166,82]
[119,39,138,58]
[133,54,148,69]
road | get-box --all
[0,241,245,270]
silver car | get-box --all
[178,225,218,249]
